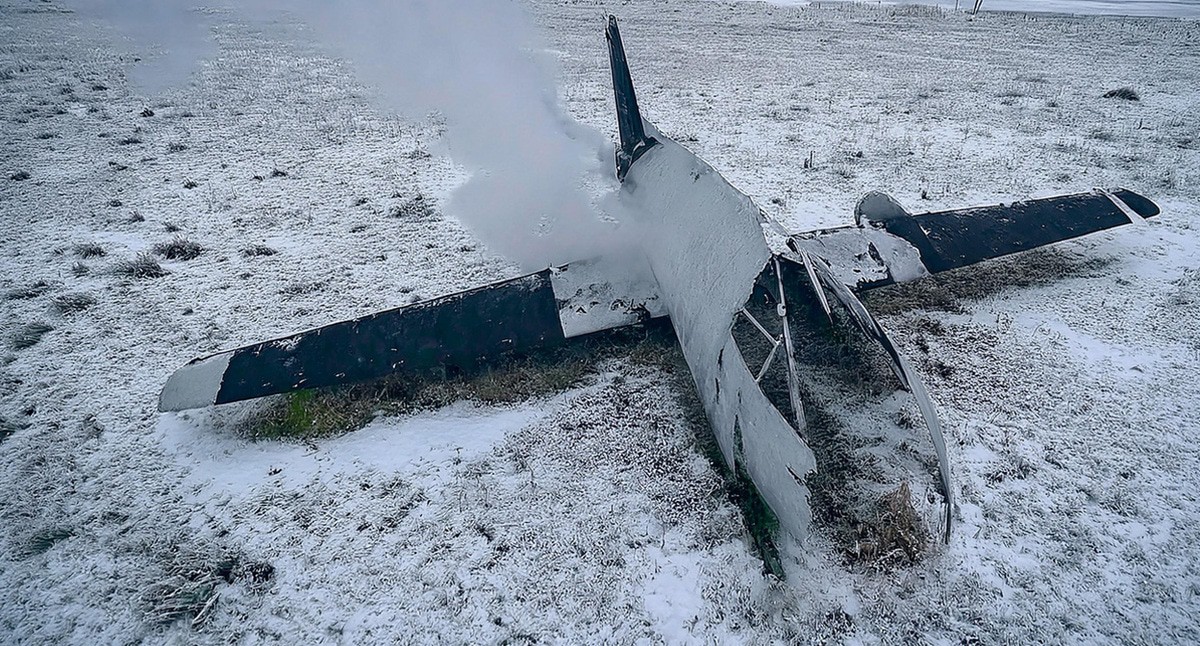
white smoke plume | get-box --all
[70,0,628,271]
[69,0,218,96]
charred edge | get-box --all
[605,15,657,180]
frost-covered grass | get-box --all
[239,243,277,258]
[1103,86,1141,101]
[50,292,97,314]
[112,252,168,279]
[4,280,55,301]
[9,322,53,350]
[72,242,106,259]
[0,0,1198,644]
[246,323,676,441]
[152,236,203,261]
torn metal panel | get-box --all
[158,352,232,412]
[773,257,807,432]
[619,125,816,540]
[549,259,666,338]
[796,250,833,322]
[789,225,929,290]
[802,254,953,539]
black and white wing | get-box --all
[788,188,1160,291]
[159,263,663,411]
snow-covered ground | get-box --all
[2,0,1199,643]
[758,0,1200,19]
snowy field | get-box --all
[819,0,1200,19]
[2,0,1199,643]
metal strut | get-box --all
[774,257,807,433]
[737,308,783,384]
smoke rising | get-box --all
[70,1,218,96]
[71,0,628,270]
[293,1,626,270]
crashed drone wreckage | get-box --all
[160,17,1160,549]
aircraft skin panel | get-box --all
[898,188,1157,274]
[790,188,1160,291]
[549,259,667,338]
[719,333,816,536]
[789,225,929,291]
[159,272,567,411]
[803,254,954,540]
[620,124,816,540]
[158,352,233,412]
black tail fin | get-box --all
[605,15,657,180]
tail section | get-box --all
[605,15,657,180]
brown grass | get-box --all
[849,482,929,568]
[241,321,679,442]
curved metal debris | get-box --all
[803,253,954,541]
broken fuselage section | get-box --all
[613,121,953,544]
[605,16,951,543]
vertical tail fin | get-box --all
[605,15,657,180]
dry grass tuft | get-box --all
[5,280,55,300]
[11,322,53,349]
[52,292,97,314]
[113,253,167,279]
[1103,87,1140,101]
[142,545,273,627]
[153,236,203,261]
[143,555,230,626]
[21,527,74,557]
[0,415,25,442]
[73,242,106,258]
[389,194,435,220]
[857,482,929,565]
[279,280,325,297]
[240,244,277,258]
